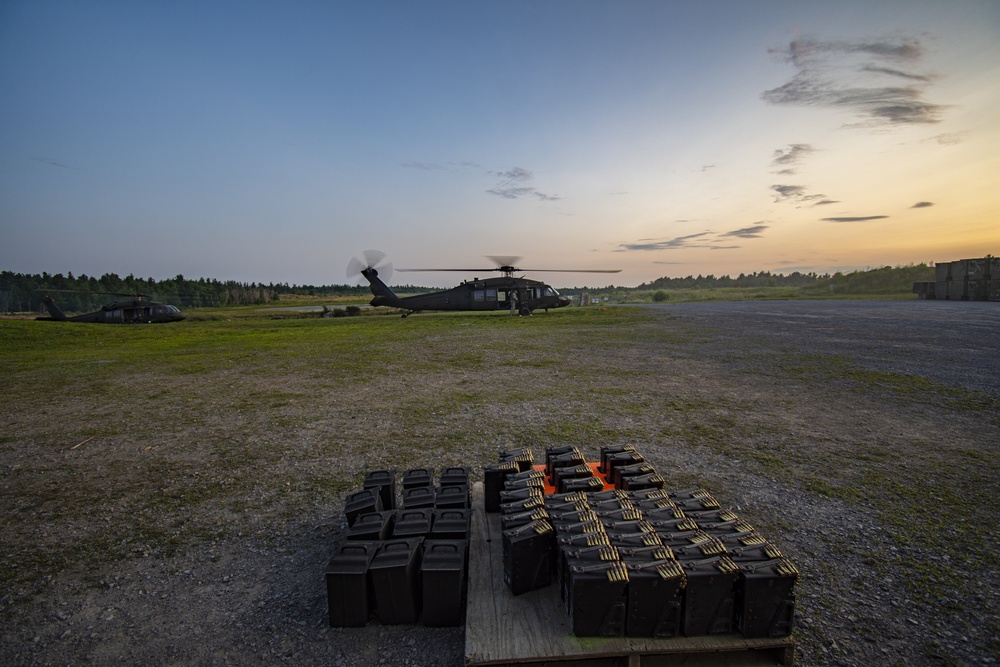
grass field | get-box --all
[2,303,998,664]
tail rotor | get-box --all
[347,249,393,283]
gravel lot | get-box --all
[2,299,997,666]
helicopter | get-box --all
[39,293,186,324]
[348,250,621,317]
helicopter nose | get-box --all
[558,296,571,307]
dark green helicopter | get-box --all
[39,293,186,324]
[349,250,620,317]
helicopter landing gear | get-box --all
[519,306,532,316]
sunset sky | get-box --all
[2,1,998,288]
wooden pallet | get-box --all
[465,483,794,667]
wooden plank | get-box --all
[465,483,794,667]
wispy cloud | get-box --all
[619,223,770,252]
[720,224,769,239]
[763,37,946,126]
[771,144,816,173]
[400,160,449,171]
[486,166,561,201]
[911,201,934,208]
[771,184,829,205]
[822,215,889,223]
[401,160,560,200]
[31,156,71,169]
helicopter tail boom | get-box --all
[42,296,69,321]
[361,267,407,309]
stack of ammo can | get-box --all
[912,255,1000,301]
[486,446,799,639]
[325,467,471,628]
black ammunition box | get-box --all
[600,519,654,535]
[421,540,468,627]
[664,533,726,561]
[550,509,599,527]
[680,556,739,636]
[544,490,588,506]
[611,461,656,487]
[483,461,519,513]
[499,447,534,472]
[346,510,395,541]
[500,508,550,531]
[656,529,709,547]
[645,517,699,534]
[499,486,544,503]
[626,495,671,512]
[617,544,674,564]
[402,468,434,489]
[545,499,591,517]
[344,488,382,526]
[589,489,629,503]
[499,496,546,515]
[435,484,469,509]
[674,494,722,513]
[552,518,603,536]
[620,472,666,492]
[429,509,471,541]
[699,519,755,536]
[369,538,424,625]
[559,545,620,600]
[735,557,799,638]
[598,445,637,474]
[502,475,546,491]
[556,530,611,550]
[667,487,713,501]
[684,508,740,524]
[392,508,434,539]
[639,503,686,520]
[503,519,555,595]
[727,539,784,563]
[604,451,645,481]
[325,540,379,627]
[625,559,685,638]
[561,476,605,494]
[438,467,469,487]
[589,497,635,513]
[544,445,581,465]
[553,464,595,492]
[504,467,546,484]
[363,469,396,511]
[565,561,629,637]
[546,450,586,479]
[606,531,662,549]
[594,507,645,523]
[401,485,436,509]
[625,487,669,502]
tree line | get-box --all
[2,263,935,314]
[0,271,371,313]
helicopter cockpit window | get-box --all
[544,286,559,297]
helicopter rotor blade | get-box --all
[486,255,523,269]
[347,249,393,283]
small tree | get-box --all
[652,290,670,302]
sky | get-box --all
[1,1,998,289]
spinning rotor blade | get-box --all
[347,249,393,283]
[398,255,621,277]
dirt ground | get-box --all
[2,300,998,666]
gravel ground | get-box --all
[2,299,998,666]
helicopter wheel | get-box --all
[519,306,532,317]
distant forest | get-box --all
[0,271,372,313]
[1,263,934,313]
[635,263,934,295]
